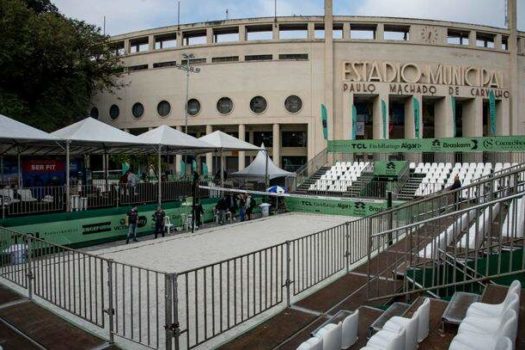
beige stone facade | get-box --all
[91,0,524,174]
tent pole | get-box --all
[104,152,109,192]
[158,146,162,207]
[220,149,224,193]
[66,142,71,212]
[264,149,269,189]
[17,149,21,189]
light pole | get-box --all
[175,53,201,136]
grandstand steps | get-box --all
[295,166,331,194]
[398,174,425,200]
[344,172,374,198]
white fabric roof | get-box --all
[232,148,295,180]
[137,125,214,151]
[0,114,59,142]
[199,131,261,151]
[51,117,143,146]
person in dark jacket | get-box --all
[126,206,139,244]
[193,200,204,228]
[215,197,228,224]
[449,175,462,210]
[153,206,166,238]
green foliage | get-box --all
[0,0,122,131]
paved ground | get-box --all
[89,213,353,273]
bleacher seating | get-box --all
[308,161,369,193]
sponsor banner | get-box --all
[489,90,496,135]
[321,104,329,140]
[374,161,408,177]
[285,197,387,217]
[328,136,525,154]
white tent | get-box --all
[199,131,261,187]
[136,125,215,205]
[232,148,295,180]
[0,114,60,188]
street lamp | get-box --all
[174,53,201,135]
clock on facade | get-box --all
[420,26,440,44]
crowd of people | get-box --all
[214,193,257,224]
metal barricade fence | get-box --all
[0,228,29,288]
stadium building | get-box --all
[91,0,524,173]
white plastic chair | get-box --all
[449,334,513,350]
[341,310,359,348]
[366,327,406,350]
[297,335,323,350]
[315,322,342,350]
[164,216,174,233]
[458,309,518,343]
[466,280,521,318]
[17,189,37,202]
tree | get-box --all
[0,0,122,131]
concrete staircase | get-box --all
[398,174,425,200]
[344,172,374,198]
[294,166,331,194]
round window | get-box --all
[109,104,120,120]
[132,102,144,118]
[217,97,233,115]
[285,95,302,113]
[157,100,171,117]
[250,96,267,114]
[90,107,99,119]
[187,99,201,116]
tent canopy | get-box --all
[199,131,261,151]
[232,148,295,180]
[136,125,215,153]
[0,114,59,143]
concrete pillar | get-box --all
[176,31,183,47]
[176,126,183,174]
[206,125,213,175]
[307,22,315,39]
[376,23,384,41]
[342,92,354,140]
[148,35,155,51]
[238,124,246,170]
[494,34,502,50]
[123,39,130,54]
[272,24,279,40]
[342,23,350,39]
[508,0,519,136]
[404,95,422,139]
[469,30,476,47]
[496,99,510,135]
[435,96,454,138]
[324,0,334,141]
[206,28,213,44]
[462,97,483,162]
[373,94,389,139]
[239,25,246,42]
[273,123,280,167]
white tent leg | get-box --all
[158,146,162,207]
[220,149,224,191]
[66,142,71,212]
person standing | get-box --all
[126,206,139,244]
[215,196,228,224]
[153,206,166,239]
[127,170,137,196]
[194,200,204,228]
[449,174,462,210]
[238,194,246,222]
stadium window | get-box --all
[384,25,410,41]
[217,97,234,114]
[153,61,177,68]
[110,42,125,56]
[109,104,120,120]
[186,99,201,116]
[314,23,325,39]
[181,58,206,65]
[282,131,307,147]
[90,107,99,119]
[281,156,307,172]
[245,54,273,61]
[250,96,268,113]
[476,33,495,48]
[278,54,308,61]
[132,102,144,119]
[211,56,239,63]
[350,24,377,40]
[213,27,239,43]
[130,37,149,53]
[157,100,171,117]
[127,64,148,72]
[447,30,469,45]
[246,24,273,41]
[284,95,303,113]
[279,23,308,39]
[183,29,207,46]
[253,132,273,147]
[154,33,177,49]
[333,23,343,39]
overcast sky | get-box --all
[53,0,522,35]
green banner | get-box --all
[489,90,496,135]
[285,196,387,217]
[412,97,421,139]
[374,161,408,177]
[321,104,328,140]
[381,99,387,139]
[328,135,525,154]
[351,104,357,140]
[451,96,457,137]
